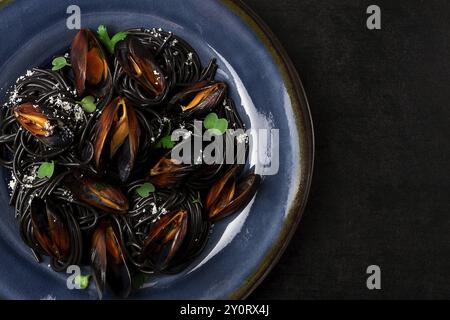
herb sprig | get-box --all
[97,25,128,54]
[52,57,71,71]
[77,96,97,113]
[136,182,155,198]
[37,161,55,179]
[204,112,228,135]
[75,274,91,289]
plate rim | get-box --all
[223,0,315,299]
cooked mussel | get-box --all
[91,220,131,299]
[148,152,194,188]
[206,166,261,221]
[141,209,188,268]
[71,28,112,97]
[30,197,70,261]
[116,36,167,98]
[65,172,129,213]
[168,81,226,117]
[13,102,73,148]
[94,96,140,182]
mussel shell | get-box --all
[205,165,240,211]
[71,28,112,97]
[30,197,71,260]
[207,168,261,221]
[14,103,53,136]
[13,102,74,148]
[148,151,196,188]
[168,81,226,117]
[116,36,167,98]
[142,209,188,268]
[94,97,140,182]
[65,172,129,213]
[218,173,261,219]
[39,127,74,149]
[91,220,131,299]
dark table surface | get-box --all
[244,0,450,299]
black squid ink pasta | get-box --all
[0,26,261,298]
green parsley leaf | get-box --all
[97,25,110,50]
[78,96,96,113]
[155,135,175,149]
[136,182,155,198]
[97,25,128,54]
[204,112,228,135]
[51,57,71,71]
[75,274,91,289]
[110,32,128,49]
[204,112,218,129]
[37,161,55,179]
[213,118,228,134]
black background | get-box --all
[244,0,450,299]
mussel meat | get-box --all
[71,29,112,97]
[30,197,70,261]
[141,209,188,268]
[94,96,140,182]
[13,102,73,148]
[65,172,129,213]
[116,36,167,98]
[206,166,261,221]
[168,81,226,117]
[91,220,131,299]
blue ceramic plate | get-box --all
[0,0,313,299]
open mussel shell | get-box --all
[65,172,129,213]
[205,165,242,210]
[206,166,261,221]
[148,151,196,188]
[30,197,71,262]
[141,209,188,269]
[13,102,74,148]
[94,96,140,182]
[116,36,167,98]
[168,81,226,117]
[91,220,131,299]
[71,28,112,97]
